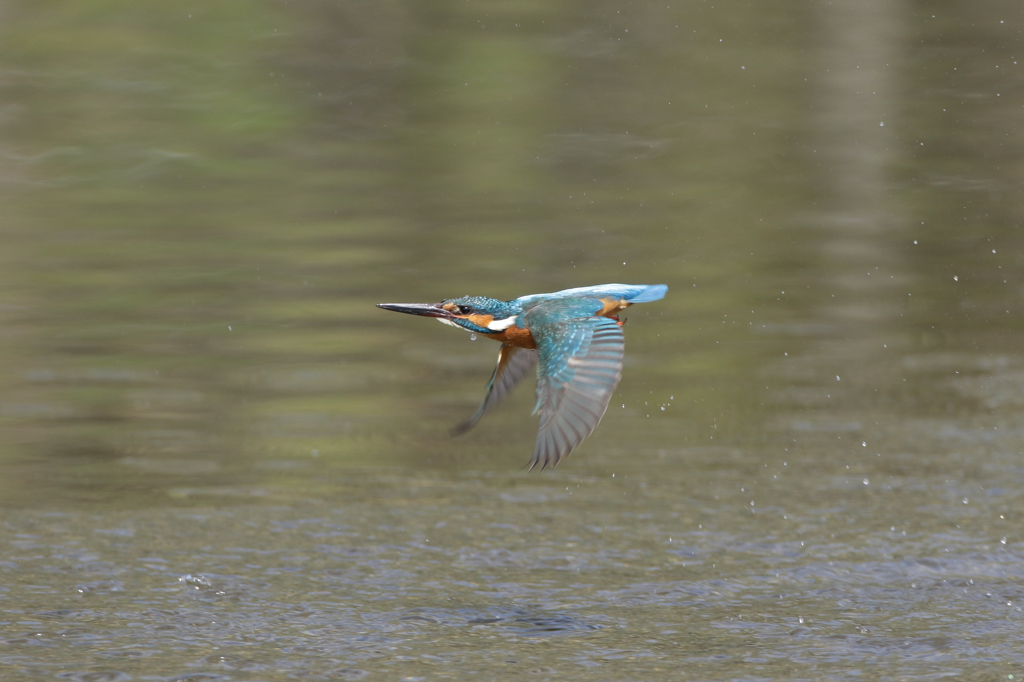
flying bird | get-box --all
[378,283,668,469]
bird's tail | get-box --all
[628,284,668,303]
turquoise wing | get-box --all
[451,344,537,437]
[525,301,625,469]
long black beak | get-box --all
[377,302,453,318]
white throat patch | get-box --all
[486,316,517,331]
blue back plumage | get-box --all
[443,285,668,331]
[515,283,667,307]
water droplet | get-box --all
[863,478,869,485]
[470,333,477,340]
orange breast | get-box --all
[491,324,536,349]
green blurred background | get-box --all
[0,0,1021,503]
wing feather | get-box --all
[528,315,625,470]
[451,344,537,436]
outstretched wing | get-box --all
[451,344,538,436]
[527,311,625,470]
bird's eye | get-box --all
[457,305,472,315]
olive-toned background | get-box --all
[1,1,1022,679]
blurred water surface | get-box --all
[1,0,1024,679]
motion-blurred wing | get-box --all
[528,314,625,470]
[451,344,538,436]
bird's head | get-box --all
[377,296,520,334]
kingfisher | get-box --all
[378,283,668,469]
